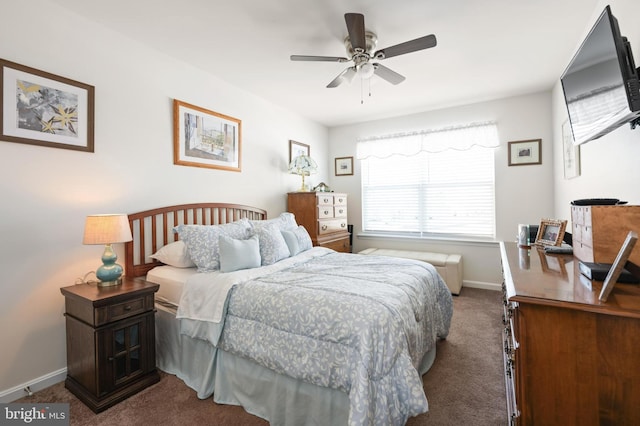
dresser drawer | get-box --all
[317,195,334,205]
[334,195,347,206]
[321,236,350,252]
[334,205,347,218]
[318,219,347,235]
[318,206,334,219]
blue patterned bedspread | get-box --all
[215,251,453,425]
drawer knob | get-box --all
[123,305,132,311]
[324,210,329,215]
[321,225,327,231]
[338,209,344,214]
[340,223,346,228]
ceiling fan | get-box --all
[291,13,437,88]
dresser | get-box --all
[500,241,640,425]
[287,192,350,252]
[60,278,160,413]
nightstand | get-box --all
[60,277,160,413]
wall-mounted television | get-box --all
[561,5,640,145]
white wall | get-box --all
[0,0,328,396]
[328,92,555,286]
[552,0,640,217]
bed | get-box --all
[124,203,453,426]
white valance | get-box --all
[356,122,499,159]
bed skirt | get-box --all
[155,303,436,425]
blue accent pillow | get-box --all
[218,235,261,272]
[173,218,251,272]
[281,226,313,256]
[253,222,291,265]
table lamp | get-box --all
[288,155,318,191]
[83,214,133,287]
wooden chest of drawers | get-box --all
[500,241,640,425]
[288,192,350,253]
[571,205,640,264]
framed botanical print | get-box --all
[0,58,94,152]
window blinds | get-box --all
[359,123,498,238]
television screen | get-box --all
[561,6,640,145]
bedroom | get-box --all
[1,0,640,423]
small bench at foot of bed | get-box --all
[359,248,463,295]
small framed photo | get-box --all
[173,99,241,172]
[508,139,541,166]
[535,219,567,246]
[1,58,95,152]
[599,231,638,302]
[335,156,354,176]
[289,140,309,162]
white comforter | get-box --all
[177,248,453,425]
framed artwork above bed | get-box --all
[0,58,95,152]
[173,99,242,172]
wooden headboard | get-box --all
[125,203,267,278]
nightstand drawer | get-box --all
[104,297,146,322]
[94,293,154,326]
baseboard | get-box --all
[0,368,67,403]
[462,280,501,292]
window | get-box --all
[358,123,498,239]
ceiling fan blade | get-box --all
[327,67,357,88]
[374,34,437,60]
[373,63,406,85]
[345,13,366,52]
[290,55,349,62]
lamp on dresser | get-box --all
[82,214,133,286]
[288,154,318,191]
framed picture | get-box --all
[173,99,241,172]
[289,140,309,162]
[335,156,354,176]
[0,58,94,152]
[599,231,638,302]
[562,120,580,179]
[535,219,567,246]
[508,139,541,166]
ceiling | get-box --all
[50,0,601,127]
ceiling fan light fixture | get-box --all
[359,62,375,79]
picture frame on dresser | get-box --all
[599,231,638,302]
[0,58,95,152]
[535,219,567,246]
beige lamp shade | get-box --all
[83,214,133,245]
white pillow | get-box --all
[219,235,261,272]
[173,218,252,272]
[149,240,195,268]
[251,212,298,232]
[253,222,291,265]
[281,226,313,256]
